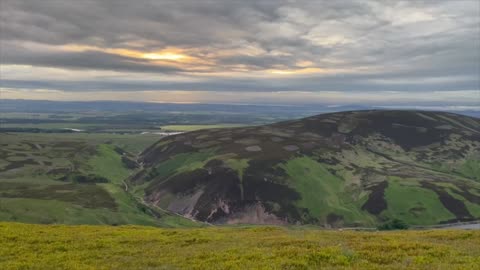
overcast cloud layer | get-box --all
[1,0,479,105]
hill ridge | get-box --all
[132,110,480,227]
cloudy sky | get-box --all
[1,0,479,106]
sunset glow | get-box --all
[142,52,187,61]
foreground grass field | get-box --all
[1,223,479,269]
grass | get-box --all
[88,144,131,183]
[0,133,200,227]
[0,182,116,209]
[224,158,250,180]
[0,132,160,154]
[147,148,218,181]
[458,159,480,182]
[444,188,480,218]
[1,222,479,269]
[383,177,456,225]
[87,144,203,227]
[88,144,162,226]
[0,198,142,225]
[281,156,375,226]
[224,158,250,199]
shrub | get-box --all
[71,173,109,183]
[377,219,409,230]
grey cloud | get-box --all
[217,54,297,70]
[2,70,477,93]
[0,0,478,99]
[1,42,182,73]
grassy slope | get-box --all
[281,157,375,225]
[147,149,217,181]
[0,132,160,154]
[458,159,480,182]
[89,144,202,227]
[282,157,478,226]
[0,198,126,225]
[88,144,159,226]
[0,133,199,227]
[1,222,479,269]
[383,177,456,225]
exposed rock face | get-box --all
[132,110,480,226]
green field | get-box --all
[1,222,479,269]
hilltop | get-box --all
[132,110,480,227]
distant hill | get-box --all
[132,110,480,227]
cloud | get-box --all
[1,42,182,73]
[2,71,477,93]
[0,0,478,104]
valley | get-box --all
[0,132,199,227]
[1,108,479,228]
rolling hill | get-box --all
[132,110,480,227]
[0,133,199,227]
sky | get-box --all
[1,0,479,107]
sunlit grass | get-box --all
[1,222,479,269]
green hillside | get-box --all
[133,110,480,227]
[0,133,201,227]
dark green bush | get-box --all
[377,219,409,230]
[72,174,109,184]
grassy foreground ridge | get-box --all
[1,222,479,270]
